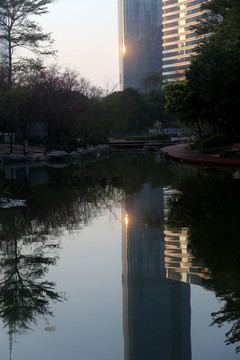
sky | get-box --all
[38,0,120,90]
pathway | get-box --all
[161,143,240,168]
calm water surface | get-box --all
[0,153,239,360]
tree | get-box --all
[104,88,149,135]
[195,0,240,36]
[27,66,87,153]
[79,98,110,147]
[0,0,56,84]
[142,71,165,92]
[144,89,176,129]
[185,36,240,136]
[0,85,28,153]
[164,81,203,135]
[164,0,240,138]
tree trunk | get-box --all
[196,118,202,137]
[9,133,13,153]
[44,132,52,154]
[8,34,12,86]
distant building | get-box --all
[162,0,206,81]
[118,0,163,90]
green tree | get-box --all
[142,71,165,92]
[104,88,149,135]
[165,0,240,137]
[144,89,176,129]
[164,81,203,135]
[163,0,240,138]
[195,0,240,36]
[186,36,240,136]
[0,0,56,84]
[79,97,110,146]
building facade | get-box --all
[162,0,205,81]
[119,0,206,87]
[118,0,163,90]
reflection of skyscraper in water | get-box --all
[163,187,211,287]
[122,184,191,360]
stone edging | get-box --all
[0,144,113,166]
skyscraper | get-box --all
[119,0,206,87]
[118,0,163,90]
[162,0,205,81]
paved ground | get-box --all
[161,143,240,168]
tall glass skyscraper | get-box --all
[118,0,163,90]
[162,0,205,81]
[119,0,206,87]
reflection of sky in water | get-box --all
[191,284,239,359]
[0,211,124,360]
[0,183,239,359]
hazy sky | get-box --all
[39,0,120,90]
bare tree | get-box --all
[0,0,56,84]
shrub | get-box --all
[220,150,240,159]
[192,134,234,153]
[125,133,170,141]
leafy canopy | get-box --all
[0,0,56,82]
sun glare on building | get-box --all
[125,213,128,227]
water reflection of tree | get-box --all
[0,216,65,336]
[167,169,240,352]
[0,165,125,338]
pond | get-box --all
[0,153,239,360]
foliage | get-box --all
[144,89,176,127]
[164,81,202,135]
[195,0,240,36]
[0,82,30,152]
[77,97,110,147]
[0,0,56,84]
[191,134,234,153]
[220,150,240,159]
[0,64,110,153]
[103,87,150,135]
[125,134,170,141]
[0,180,10,199]
[26,66,86,153]
[185,35,240,136]
[167,168,240,352]
[142,71,164,92]
[164,0,240,137]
